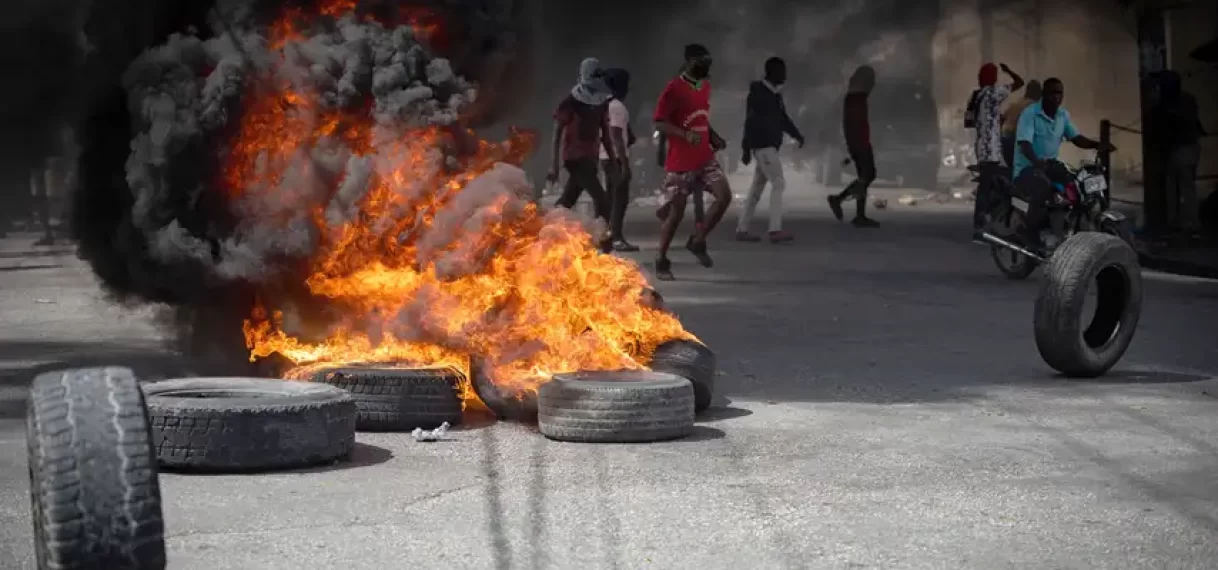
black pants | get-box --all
[973,161,1005,229]
[1015,162,1071,241]
[1000,134,1016,179]
[601,159,631,240]
[837,146,876,216]
[555,158,610,222]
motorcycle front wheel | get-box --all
[990,206,1038,280]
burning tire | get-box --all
[537,371,695,443]
[26,367,166,569]
[143,378,356,472]
[648,339,716,413]
[312,366,463,431]
[471,361,537,422]
[990,206,1037,280]
[1034,232,1143,377]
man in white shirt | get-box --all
[599,68,638,252]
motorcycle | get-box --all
[977,153,1131,280]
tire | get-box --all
[648,339,715,413]
[537,370,695,443]
[26,367,166,570]
[471,361,538,421]
[311,366,463,431]
[1034,232,1143,378]
[989,206,1038,280]
[143,378,357,472]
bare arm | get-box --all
[1001,63,1025,92]
[709,125,725,151]
[1018,140,1040,166]
[654,120,688,139]
[600,112,617,162]
[611,126,628,164]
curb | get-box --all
[1137,251,1218,280]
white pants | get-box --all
[736,146,786,233]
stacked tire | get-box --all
[537,371,695,443]
[311,366,464,431]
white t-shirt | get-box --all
[599,98,630,160]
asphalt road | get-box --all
[1,196,1216,570]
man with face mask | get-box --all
[651,43,732,281]
[736,56,805,243]
[548,57,619,252]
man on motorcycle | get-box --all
[1012,77,1115,251]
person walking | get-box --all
[1154,70,1205,235]
[971,62,1024,242]
[827,66,880,227]
[652,43,733,281]
[736,56,805,244]
[547,57,619,252]
[599,68,639,252]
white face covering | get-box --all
[763,80,783,93]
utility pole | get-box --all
[979,0,994,63]
[1137,3,1168,234]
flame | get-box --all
[236,4,694,405]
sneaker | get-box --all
[851,216,880,228]
[685,236,714,268]
[827,195,844,221]
[768,230,794,244]
[735,231,762,242]
[612,239,640,252]
[971,230,986,245]
[598,237,614,253]
[655,257,675,281]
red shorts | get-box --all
[661,159,725,202]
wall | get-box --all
[933,0,1142,177]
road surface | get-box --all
[1,198,1216,569]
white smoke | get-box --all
[119,11,496,284]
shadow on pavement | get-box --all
[696,406,753,423]
[284,443,394,474]
[0,264,64,272]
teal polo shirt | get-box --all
[1012,101,1081,177]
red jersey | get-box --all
[843,92,871,151]
[653,76,714,172]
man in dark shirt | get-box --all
[1155,70,1206,233]
[547,57,618,252]
[827,65,880,228]
[737,56,805,243]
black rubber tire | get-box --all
[990,206,1038,280]
[26,367,166,570]
[471,360,538,422]
[1034,232,1143,378]
[537,370,695,443]
[143,378,357,472]
[311,366,463,431]
[648,339,716,413]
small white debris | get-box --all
[34,299,55,304]
[897,194,917,206]
[952,191,966,200]
[412,421,450,442]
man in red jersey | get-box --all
[651,43,732,281]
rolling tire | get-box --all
[143,378,356,472]
[1034,232,1143,377]
[471,360,538,421]
[537,370,694,443]
[312,366,463,431]
[648,339,715,413]
[990,206,1037,280]
[26,367,166,570]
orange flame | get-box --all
[237,4,694,404]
